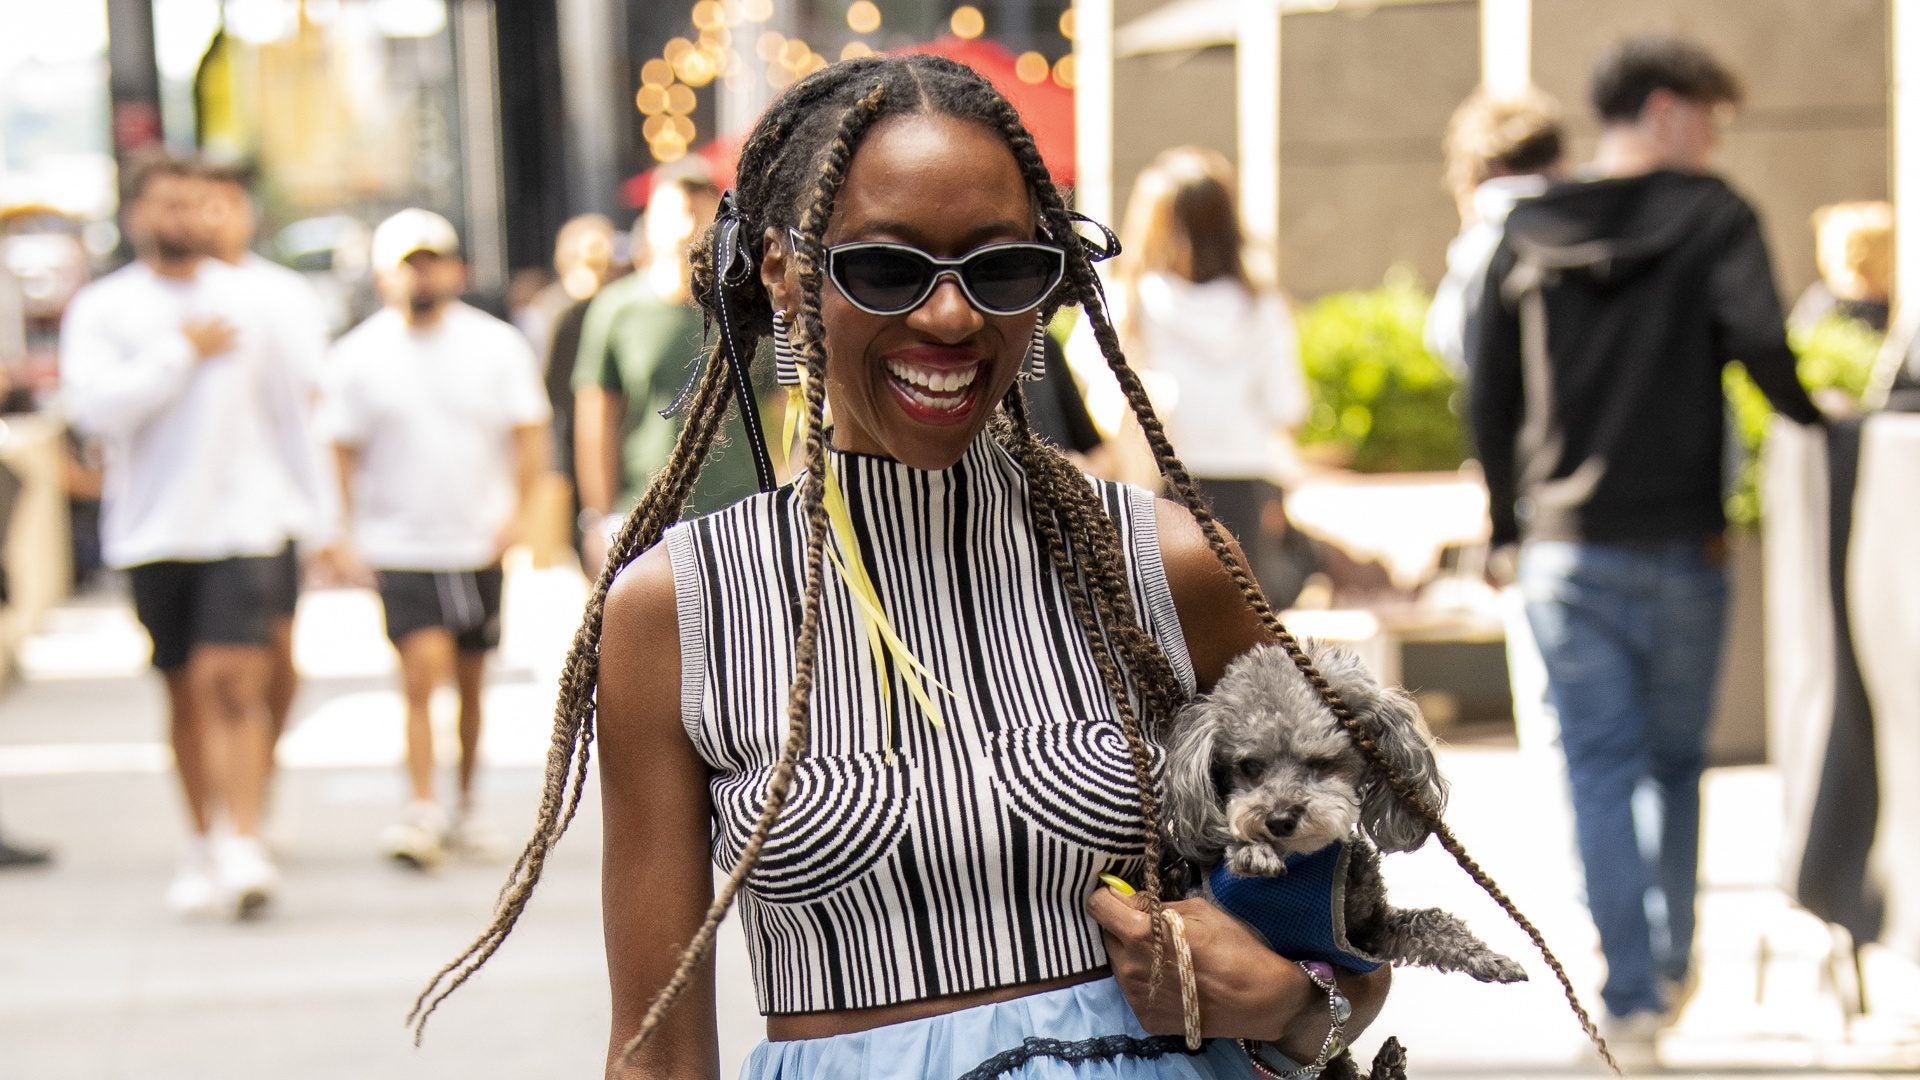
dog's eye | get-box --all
[1233,759,1265,782]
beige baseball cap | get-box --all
[370,208,461,271]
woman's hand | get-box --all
[1087,886,1390,1061]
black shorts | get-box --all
[266,541,300,620]
[129,555,284,671]
[375,566,504,654]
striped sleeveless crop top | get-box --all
[662,431,1195,1013]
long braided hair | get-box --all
[409,53,1613,1073]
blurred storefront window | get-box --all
[0,3,118,223]
[147,0,470,332]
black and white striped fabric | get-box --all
[663,431,1195,1014]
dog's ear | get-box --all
[1354,680,1447,853]
[1303,639,1448,854]
[1162,697,1233,864]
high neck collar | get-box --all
[809,427,1023,501]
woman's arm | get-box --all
[598,544,721,1080]
[1102,498,1391,1055]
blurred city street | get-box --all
[3,563,1918,1079]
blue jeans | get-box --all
[1519,539,1729,1018]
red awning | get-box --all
[622,37,1073,208]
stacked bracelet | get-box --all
[1239,960,1350,1080]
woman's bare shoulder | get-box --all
[598,542,683,737]
[1153,496,1269,691]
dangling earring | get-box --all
[772,309,800,387]
[1021,318,1049,382]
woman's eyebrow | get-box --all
[839,217,1034,248]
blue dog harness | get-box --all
[1203,841,1384,973]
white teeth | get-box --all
[885,360,978,394]
[902,385,958,411]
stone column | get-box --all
[1236,0,1284,283]
[1480,0,1532,95]
[1073,0,1116,223]
[1895,0,1920,318]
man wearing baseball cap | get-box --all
[319,209,550,868]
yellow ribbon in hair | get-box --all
[796,365,951,734]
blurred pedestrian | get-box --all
[572,169,764,578]
[1072,145,1315,607]
[1470,35,1828,1041]
[318,210,550,869]
[59,154,313,918]
[525,215,617,564]
[1427,89,1567,375]
[514,213,616,368]
[1790,200,1892,334]
[1025,327,1108,471]
[1428,89,1568,764]
[196,161,336,798]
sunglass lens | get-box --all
[964,248,1061,313]
[834,248,931,313]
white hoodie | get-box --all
[1067,271,1308,482]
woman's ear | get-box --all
[760,224,793,316]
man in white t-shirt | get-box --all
[59,155,322,918]
[195,162,335,800]
[318,209,549,868]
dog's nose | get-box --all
[1265,808,1303,837]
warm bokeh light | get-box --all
[1059,7,1076,40]
[640,58,674,87]
[841,40,874,61]
[635,84,669,115]
[669,115,696,142]
[699,24,732,49]
[652,134,689,163]
[1052,54,1076,89]
[663,37,694,62]
[676,51,716,87]
[847,1,882,35]
[756,30,786,62]
[690,0,725,32]
[1015,51,1050,84]
[643,114,671,141]
[743,0,774,20]
[779,38,812,68]
[950,5,985,40]
[664,83,697,116]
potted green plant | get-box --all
[1294,270,1467,475]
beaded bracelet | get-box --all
[1239,960,1350,1080]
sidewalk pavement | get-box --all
[2,564,1916,1078]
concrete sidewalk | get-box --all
[2,570,1916,1078]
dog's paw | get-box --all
[1471,954,1529,984]
[1226,844,1287,877]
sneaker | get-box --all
[215,835,278,920]
[444,809,506,862]
[1599,1009,1664,1071]
[382,803,446,871]
[164,840,219,917]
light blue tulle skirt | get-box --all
[741,976,1297,1079]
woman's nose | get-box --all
[906,275,985,341]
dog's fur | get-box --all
[1163,641,1527,985]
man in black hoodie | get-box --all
[1470,36,1825,1038]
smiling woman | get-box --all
[406,54,1412,1080]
